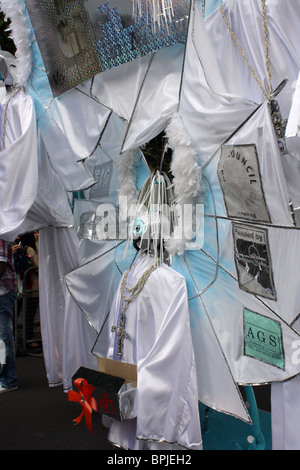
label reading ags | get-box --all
[243,308,284,369]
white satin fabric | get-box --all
[39,226,98,390]
[179,1,258,161]
[6,130,74,241]
[271,374,300,450]
[0,89,38,239]
[201,0,300,222]
[285,70,300,160]
[65,239,126,336]
[30,84,111,192]
[99,255,202,451]
[204,0,299,110]
[121,43,185,152]
[0,87,75,242]
[81,34,185,154]
[180,0,300,448]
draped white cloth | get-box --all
[100,255,202,450]
[7,130,75,241]
[39,226,98,390]
[0,86,74,241]
[271,372,300,450]
[0,89,38,239]
[285,70,300,161]
[201,0,300,228]
[35,86,111,192]
[120,43,185,152]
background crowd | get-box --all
[0,230,39,393]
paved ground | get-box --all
[0,354,114,450]
[0,353,271,451]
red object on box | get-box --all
[68,378,97,434]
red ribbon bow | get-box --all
[68,378,97,434]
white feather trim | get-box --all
[117,150,140,222]
[165,112,204,202]
[0,0,32,87]
[164,112,205,255]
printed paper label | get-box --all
[232,223,276,300]
[244,308,284,369]
[90,161,113,199]
[218,144,271,222]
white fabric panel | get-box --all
[39,226,97,390]
[203,101,293,227]
[271,376,300,450]
[202,0,300,224]
[5,131,74,240]
[172,254,251,423]
[65,240,124,334]
[179,1,258,162]
[0,90,38,239]
[88,53,153,122]
[204,0,300,112]
[37,87,111,191]
[80,42,185,154]
[121,43,185,152]
[285,70,300,160]
[194,252,300,385]
[62,289,98,391]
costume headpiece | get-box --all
[130,170,176,265]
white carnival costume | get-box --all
[101,171,202,450]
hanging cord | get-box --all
[112,260,159,359]
[261,0,273,96]
[220,0,273,100]
[0,87,21,151]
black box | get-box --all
[72,365,137,421]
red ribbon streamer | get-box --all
[68,378,97,434]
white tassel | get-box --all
[0,0,32,87]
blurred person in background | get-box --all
[0,239,18,393]
[19,232,39,348]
